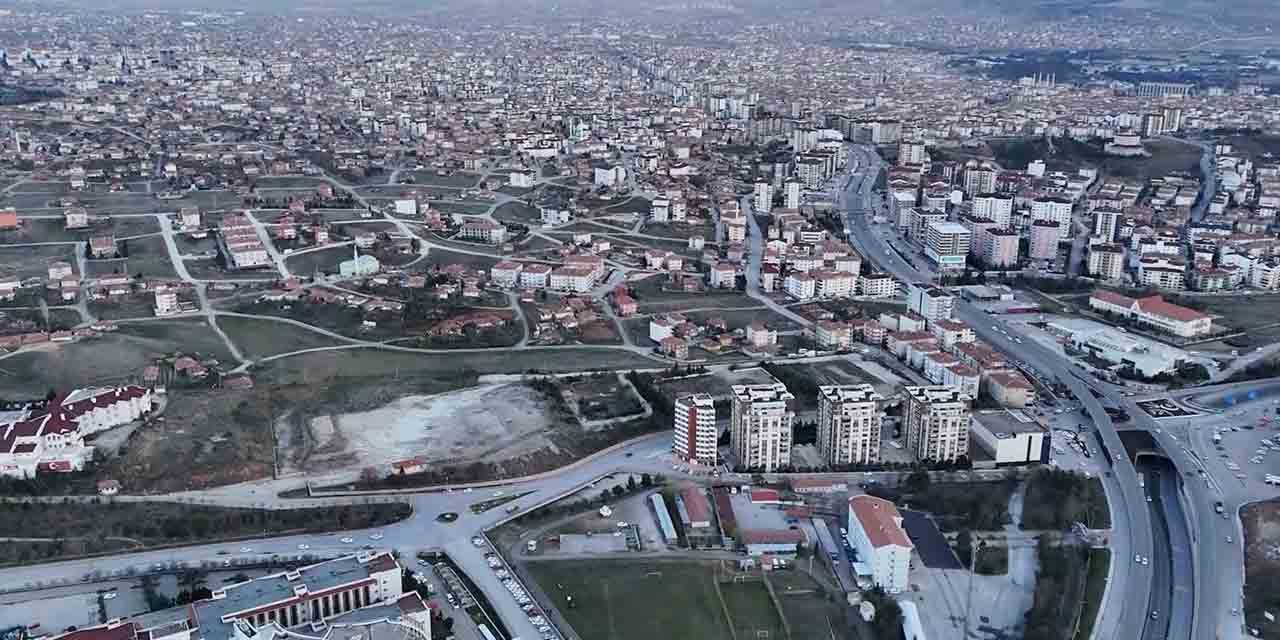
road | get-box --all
[837,143,1158,640]
[0,434,677,639]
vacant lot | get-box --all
[566,374,645,422]
[1170,293,1280,349]
[285,245,353,277]
[217,315,351,360]
[0,500,409,566]
[405,171,481,188]
[84,235,177,279]
[0,321,231,397]
[421,248,501,271]
[0,217,159,245]
[988,136,1201,181]
[763,361,891,409]
[493,201,542,224]
[527,560,734,640]
[0,244,78,281]
[279,382,557,475]
[254,346,657,386]
[1243,498,1280,640]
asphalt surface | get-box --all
[837,144,1158,640]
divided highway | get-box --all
[837,145,1158,640]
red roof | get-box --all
[750,489,780,503]
[740,529,807,546]
[1135,295,1209,323]
[849,495,913,549]
[680,487,712,525]
[1090,290,1135,307]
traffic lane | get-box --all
[1159,467,1196,640]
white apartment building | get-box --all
[785,180,802,210]
[924,221,971,271]
[817,385,883,466]
[859,273,898,298]
[898,140,927,166]
[490,261,523,288]
[784,272,816,300]
[673,393,718,467]
[1030,197,1073,242]
[1087,244,1126,280]
[971,193,1014,226]
[1093,208,1122,242]
[153,291,179,316]
[903,385,972,463]
[519,263,551,289]
[754,182,773,214]
[730,383,796,472]
[847,495,913,594]
[907,283,955,325]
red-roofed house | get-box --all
[678,487,713,529]
[847,495,913,593]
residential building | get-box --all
[1030,197,1073,241]
[490,261,523,288]
[1087,243,1126,280]
[784,272,816,300]
[971,193,1013,226]
[519,263,551,289]
[859,273,897,298]
[816,320,853,350]
[754,181,773,214]
[902,385,972,463]
[458,219,507,245]
[0,386,153,478]
[817,385,883,466]
[924,221,971,271]
[784,180,802,210]
[1094,208,1122,242]
[709,262,737,288]
[846,495,912,594]
[907,283,954,325]
[673,393,717,467]
[89,235,117,259]
[153,291,179,316]
[730,383,796,472]
[986,371,1037,409]
[981,227,1019,268]
[1028,220,1060,262]
[218,214,270,269]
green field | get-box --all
[253,345,658,385]
[216,315,352,359]
[528,560,733,640]
[720,581,786,640]
[1074,548,1110,640]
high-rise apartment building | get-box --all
[754,181,773,214]
[924,221,972,271]
[1093,208,1122,242]
[673,393,718,467]
[903,386,972,463]
[1030,197,1073,241]
[785,180,802,210]
[730,383,796,472]
[971,193,1014,226]
[817,385,884,466]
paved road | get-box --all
[838,143,1157,640]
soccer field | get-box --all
[527,560,734,640]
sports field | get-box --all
[527,560,735,640]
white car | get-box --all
[103,592,117,600]
[240,547,253,553]
[370,533,384,540]
[340,537,354,544]
[298,544,310,550]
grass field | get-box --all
[493,201,542,224]
[527,560,733,640]
[217,315,351,360]
[87,235,178,279]
[285,245,353,277]
[720,580,786,640]
[253,345,657,385]
[1073,548,1110,640]
[1170,293,1280,348]
[114,318,238,361]
[766,571,850,640]
[0,244,79,281]
[406,171,481,188]
[0,217,160,245]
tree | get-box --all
[611,485,625,498]
[626,475,637,491]
[904,469,931,494]
[640,473,653,488]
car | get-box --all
[363,544,374,550]
[493,491,504,498]
[1141,556,1149,566]
[1227,536,1233,543]
[1135,554,1142,563]
[370,533,384,540]
[217,550,230,555]
[340,537,354,544]
[240,547,253,553]
[298,544,310,550]
[1150,611,1158,620]
[103,592,117,600]
[472,536,486,547]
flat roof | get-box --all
[974,409,1046,437]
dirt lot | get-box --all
[279,383,559,475]
[565,374,645,422]
[1243,498,1280,639]
[98,388,277,492]
[1171,294,1280,350]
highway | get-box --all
[837,144,1159,640]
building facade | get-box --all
[816,385,883,467]
[673,393,718,467]
[902,385,972,463]
[730,383,796,472]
